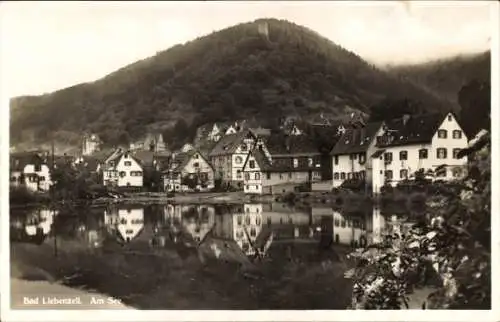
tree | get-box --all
[369,98,425,122]
[347,134,491,309]
[458,80,490,138]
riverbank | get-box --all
[10,261,133,310]
[10,189,427,212]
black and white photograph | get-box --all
[0,0,497,320]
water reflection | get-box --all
[10,203,414,258]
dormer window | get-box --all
[438,129,447,139]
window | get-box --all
[124,161,132,166]
[194,154,199,159]
[120,171,126,178]
[39,176,45,182]
[385,170,393,180]
[293,158,298,168]
[334,172,339,180]
[384,152,393,162]
[193,162,200,168]
[400,169,408,179]
[246,185,250,190]
[360,170,366,179]
[241,144,248,151]
[308,158,313,167]
[235,156,243,164]
[237,216,242,226]
[255,185,259,190]
[340,172,346,180]
[419,149,428,159]
[256,216,261,225]
[453,130,462,139]
[334,156,339,165]
[453,148,462,159]
[447,114,452,121]
[245,173,250,181]
[347,173,353,179]
[255,173,260,180]
[341,219,346,228]
[437,148,447,159]
[279,173,284,180]
[10,177,16,182]
[267,217,272,226]
[245,216,251,225]
[34,164,41,172]
[250,227,256,237]
[249,160,255,169]
[334,218,340,227]
[353,172,359,180]
[288,217,293,224]
[266,173,271,180]
[438,129,447,138]
[288,172,292,179]
[399,151,408,161]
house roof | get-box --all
[167,149,213,173]
[263,133,320,156]
[330,121,384,155]
[77,156,100,171]
[10,152,44,171]
[244,148,315,173]
[209,130,254,157]
[133,150,155,167]
[376,113,446,148]
[102,150,142,171]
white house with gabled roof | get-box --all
[330,122,385,190]
[371,112,468,194]
[102,149,143,187]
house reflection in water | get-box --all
[24,208,57,237]
[104,206,145,243]
[213,204,263,256]
[11,208,58,244]
[164,204,215,244]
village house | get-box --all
[370,112,469,194]
[241,132,322,195]
[82,133,102,156]
[10,151,52,192]
[209,129,258,188]
[163,149,215,192]
[330,121,385,191]
[101,149,144,188]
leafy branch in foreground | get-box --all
[347,133,490,309]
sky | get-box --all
[0,1,495,98]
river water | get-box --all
[9,202,418,309]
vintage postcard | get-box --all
[0,1,498,321]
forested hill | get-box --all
[385,51,490,109]
[11,18,452,148]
